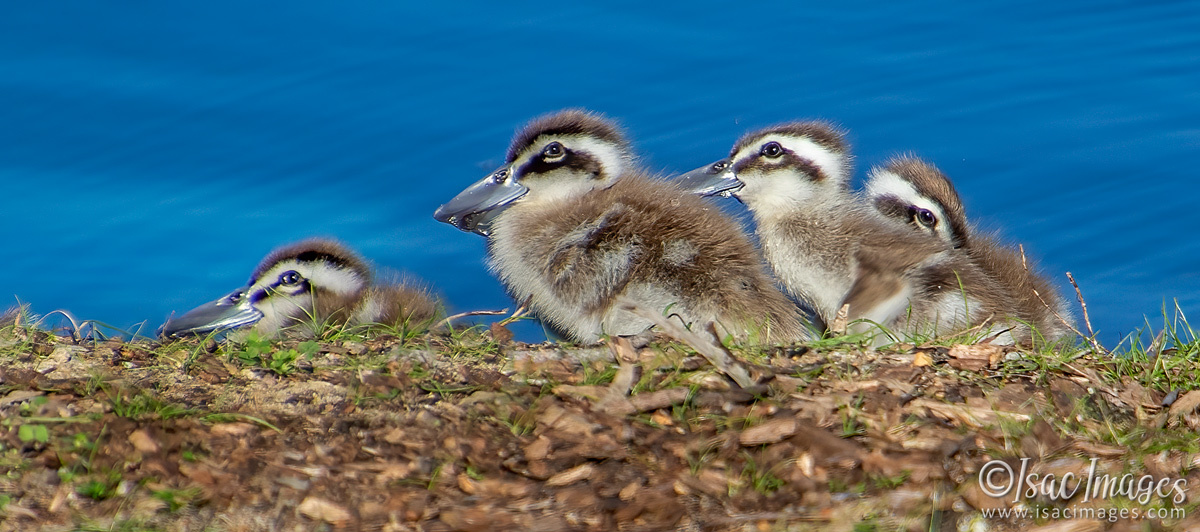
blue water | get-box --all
[3,1,1198,345]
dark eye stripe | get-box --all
[516,150,604,180]
[873,195,909,221]
[733,151,830,182]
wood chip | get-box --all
[380,427,407,445]
[457,473,479,495]
[209,422,256,437]
[297,496,352,526]
[959,482,1008,511]
[830,303,850,335]
[909,398,1030,429]
[1027,519,1104,532]
[1070,440,1128,458]
[127,429,160,453]
[946,344,1003,371]
[1168,390,1200,418]
[602,387,692,416]
[629,388,691,412]
[546,463,595,487]
[618,481,641,501]
[1117,377,1161,410]
[0,390,43,406]
[524,435,551,461]
[489,322,514,345]
[739,418,799,446]
[440,507,506,532]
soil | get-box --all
[0,324,1197,532]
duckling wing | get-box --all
[543,202,640,313]
[839,220,948,328]
[840,264,910,328]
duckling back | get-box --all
[354,281,441,333]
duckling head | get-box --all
[677,121,851,213]
[434,109,633,235]
[160,239,370,339]
[865,156,969,248]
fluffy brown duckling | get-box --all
[865,156,1074,343]
[434,109,811,344]
[678,122,1018,343]
[159,238,439,340]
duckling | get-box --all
[677,122,1018,342]
[865,156,1073,343]
[159,238,439,340]
[434,109,810,344]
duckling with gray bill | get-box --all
[677,122,1018,343]
[160,238,440,340]
[435,109,812,344]
[864,156,1074,343]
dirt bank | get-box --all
[0,323,1196,531]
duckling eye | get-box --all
[542,142,566,161]
[279,270,302,286]
[912,208,937,228]
[761,142,784,158]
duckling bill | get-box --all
[433,167,522,236]
[160,287,263,338]
[160,239,439,339]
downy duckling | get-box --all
[678,122,1018,342]
[159,238,439,340]
[865,156,1073,343]
[434,109,811,344]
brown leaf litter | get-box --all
[0,327,1196,531]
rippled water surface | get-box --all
[3,1,1198,344]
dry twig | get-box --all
[1020,245,1106,355]
[39,309,84,343]
[1066,272,1098,341]
[497,298,533,327]
[436,309,508,330]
